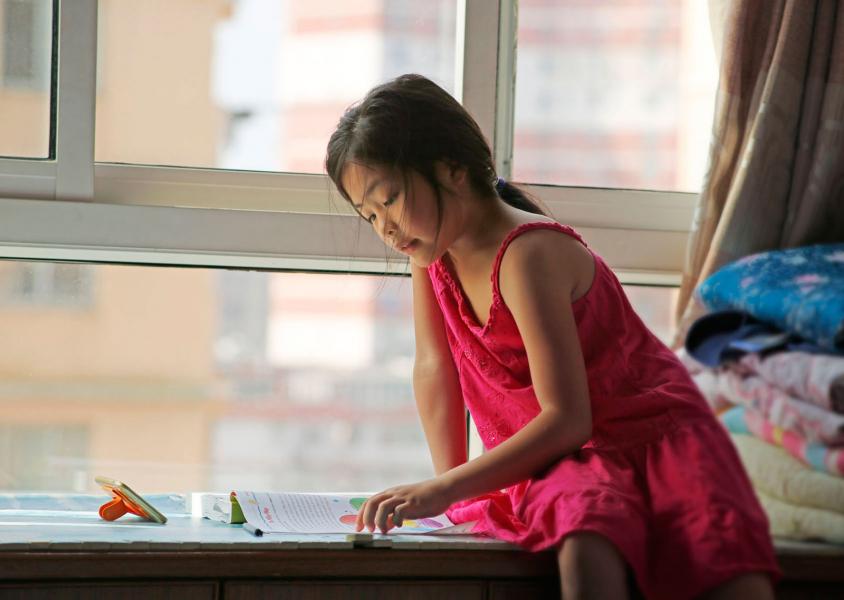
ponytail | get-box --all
[495,177,550,217]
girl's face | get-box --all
[341,162,458,268]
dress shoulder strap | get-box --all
[490,222,588,298]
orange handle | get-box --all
[99,493,148,521]
[99,496,129,521]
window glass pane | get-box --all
[0,0,53,159]
[513,0,718,192]
[95,0,457,174]
[0,258,682,494]
[623,284,678,345]
[0,261,428,494]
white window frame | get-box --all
[0,0,695,285]
[0,0,95,200]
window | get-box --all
[0,1,705,275]
[0,0,52,158]
[0,261,428,493]
[94,0,457,174]
[0,259,679,493]
[0,2,711,494]
[512,0,717,191]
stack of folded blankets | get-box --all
[681,243,844,544]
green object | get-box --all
[230,494,246,524]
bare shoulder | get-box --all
[498,227,595,303]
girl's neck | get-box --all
[445,196,533,269]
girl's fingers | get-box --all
[361,492,390,532]
[374,497,404,533]
[393,502,410,528]
[355,500,367,532]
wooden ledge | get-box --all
[0,543,840,583]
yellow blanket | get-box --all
[729,433,844,514]
[756,489,844,544]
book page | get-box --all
[233,491,460,534]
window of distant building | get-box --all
[0,424,89,491]
[1,0,51,90]
[0,0,52,158]
[0,263,93,307]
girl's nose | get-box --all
[381,219,396,241]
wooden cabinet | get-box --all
[488,580,564,599]
[0,546,840,599]
[225,581,485,600]
[0,549,554,600]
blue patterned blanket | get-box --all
[697,244,844,351]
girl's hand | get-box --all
[356,478,454,534]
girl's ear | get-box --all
[450,162,469,186]
[435,160,468,190]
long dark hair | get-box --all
[325,74,548,223]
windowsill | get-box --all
[0,497,513,552]
[0,496,842,584]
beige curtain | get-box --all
[673,0,844,346]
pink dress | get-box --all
[429,222,780,600]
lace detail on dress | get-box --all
[459,341,503,377]
[435,258,503,334]
[473,390,535,449]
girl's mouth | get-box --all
[398,239,418,254]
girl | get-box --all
[325,74,779,600]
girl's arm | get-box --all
[438,231,594,500]
[410,262,468,476]
[359,232,595,532]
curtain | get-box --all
[673,0,844,345]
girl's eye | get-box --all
[361,192,398,224]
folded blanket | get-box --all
[735,352,844,414]
[756,488,844,544]
[728,433,844,514]
[697,243,844,351]
[709,369,844,445]
[690,369,734,414]
[677,347,705,374]
[722,406,844,477]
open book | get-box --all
[202,491,476,536]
